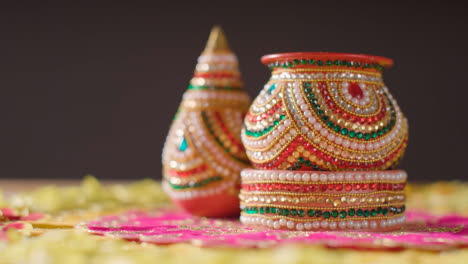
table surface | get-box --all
[0,179,131,193]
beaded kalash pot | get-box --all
[240,52,409,231]
[162,26,251,217]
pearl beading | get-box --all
[240,214,406,231]
[182,90,250,102]
[197,53,237,63]
[195,63,238,72]
[270,70,383,83]
[241,169,407,183]
[243,85,407,164]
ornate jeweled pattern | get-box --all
[242,60,408,171]
[162,27,251,217]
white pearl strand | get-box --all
[198,53,237,64]
[290,82,406,154]
[240,169,407,183]
[251,83,282,112]
[183,90,250,102]
[270,71,382,83]
[240,214,406,230]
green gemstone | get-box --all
[298,209,305,217]
[260,207,264,214]
[324,211,331,219]
[301,59,307,65]
[357,209,363,216]
[337,211,345,219]
[341,128,348,136]
[307,209,315,217]
[371,209,376,217]
[293,59,300,65]
[348,209,355,216]
[383,208,388,216]
[326,60,332,66]
[283,209,289,216]
[317,110,324,116]
[355,62,361,68]
[364,133,370,140]
[309,59,315,65]
[322,115,329,121]
[280,114,285,120]
[274,120,279,126]
[383,127,388,133]
[348,61,355,67]
[265,207,270,213]
[356,132,363,139]
[179,136,188,151]
[317,60,323,66]
[268,126,273,132]
[290,209,297,216]
[334,60,340,66]
[341,60,347,66]
[371,131,377,139]
[377,207,383,214]
[305,160,313,167]
[327,121,335,128]
[332,210,339,218]
[378,129,383,136]
[315,210,322,217]
[334,125,341,133]
[271,207,276,214]
[363,63,369,69]
[298,157,305,164]
[289,62,295,68]
[294,163,301,169]
[349,130,356,138]
[364,210,370,217]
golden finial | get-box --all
[203,25,230,53]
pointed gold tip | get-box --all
[204,25,230,53]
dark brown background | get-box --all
[1,1,467,181]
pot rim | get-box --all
[261,52,393,68]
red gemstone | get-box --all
[309,185,316,191]
[328,184,335,190]
[345,184,352,191]
[267,184,274,191]
[377,183,382,190]
[370,183,376,189]
[361,183,368,190]
[348,82,364,99]
[354,184,361,190]
[320,184,327,192]
[336,184,343,191]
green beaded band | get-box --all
[268,59,385,72]
[241,205,405,220]
[244,114,286,137]
[303,82,396,141]
[168,176,222,190]
[188,84,242,91]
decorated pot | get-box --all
[241,52,408,171]
[162,26,251,217]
